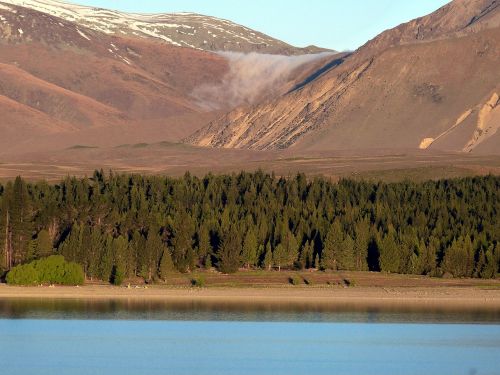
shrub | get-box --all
[303,277,312,286]
[289,276,302,286]
[343,278,357,287]
[191,275,206,288]
[6,256,84,286]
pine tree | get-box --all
[9,177,33,266]
[298,241,313,269]
[111,236,128,285]
[59,224,83,264]
[218,227,241,274]
[339,234,355,270]
[87,227,104,280]
[420,238,437,275]
[159,248,175,281]
[36,230,53,259]
[141,228,163,282]
[273,244,286,272]
[442,236,474,278]
[322,220,343,270]
[198,224,211,266]
[354,219,370,271]
[171,212,195,272]
[379,226,400,273]
[480,245,497,279]
[205,252,212,269]
[475,249,487,278]
[263,242,273,270]
[242,229,258,268]
[99,235,114,282]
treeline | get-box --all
[0,171,499,283]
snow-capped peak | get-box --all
[0,0,309,54]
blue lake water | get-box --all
[0,300,499,375]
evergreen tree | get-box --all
[480,245,497,279]
[36,230,53,259]
[171,212,195,272]
[141,228,163,282]
[242,229,258,268]
[339,234,355,270]
[111,236,128,285]
[159,248,175,281]
[273,244,286,272]
[354,219,370,271]
[420,238,437,275]
[198,224,211,266]
[379,226,400,273]
[322,220,343,270]
[442,236,475,278]
[218,227,241,274]
[263,242,273,270]
[9,177,33,267]
[99,235,114,282]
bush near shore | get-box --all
[6,256,84,286]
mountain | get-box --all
[0,1,332,155]
[187,0,500,154]
[1,0,325,54]
[0,1,233,153]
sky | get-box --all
[72,0,451,51]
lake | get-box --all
[1,299,499,375]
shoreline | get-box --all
[2,285,500,311]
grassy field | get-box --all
[1,143,499,182]
[126,270,500,289]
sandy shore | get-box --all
[1,284,500,310]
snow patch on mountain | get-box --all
[1,0,311,54]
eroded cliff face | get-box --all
[463,93,500,152]
[187,0,500,154]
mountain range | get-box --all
[0,0,498,162]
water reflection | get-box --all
[0,298,499,323]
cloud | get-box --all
[192,51,335,110]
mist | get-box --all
[192,51,335,110]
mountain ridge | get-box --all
[186,0,500,154]
[1,0,328,54]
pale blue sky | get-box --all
[74,0,450,50]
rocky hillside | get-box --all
[187,0,500,154]
[2,0,325,54]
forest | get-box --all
[0,171,498,284]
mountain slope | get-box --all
[1,0,324,54]
[187,0,500,154]
[0,2,233,153]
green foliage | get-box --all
[6,255,84,286]
[171,213,195,273]
[218,227,241,274]
[289,275,302,286]
[0,172,497,283]
[379,226,400,273]
[442,236,475,278]
[36,230,53,259]
[322,220,343,270]
[242,229,258,268]
[159,249,175,281]
[191,275,206,288]
[263,243,273,270]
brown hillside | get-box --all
[0,3,229,153]
[187,0,500,154]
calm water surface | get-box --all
[0,299,499,375]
